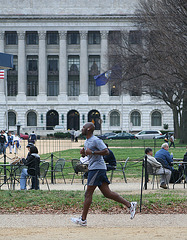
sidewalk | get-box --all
[0,214,186,240]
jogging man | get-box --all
[71,122,137,226]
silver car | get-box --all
[135,130,162,139]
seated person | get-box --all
[20,146,40,190]
[154,143,174,171]
[183,146,187,183]
[103,143,116,171]
[145,148,171,189]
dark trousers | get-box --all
[169,142,175,148]
[31,176,39,190]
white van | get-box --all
[135,130,162,139]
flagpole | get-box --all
[4,69,8,131]
[121,90,123,133]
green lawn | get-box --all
[40,146,186,180]
[102,138,186,148]
[1,143,186,181]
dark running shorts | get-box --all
[87,169,110,187]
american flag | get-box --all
[0,70,4,80]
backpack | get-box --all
[169,169,182,183]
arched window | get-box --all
[131,111,141,126]
[8,111,16,126]
[110,111,120,126]
[27,111,37,126]
[151,111,162,126]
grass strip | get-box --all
[0,189,186,214]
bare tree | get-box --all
[109,0,187,143]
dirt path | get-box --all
[0,214,186,240]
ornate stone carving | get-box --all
[59,31,67,40]
[0,32,4,40]
[80,31,87,40]
[38,31,46,40]
[17,31,25,40]
[101,31,109,40]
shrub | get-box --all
[54,132,71,139]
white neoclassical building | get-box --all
[0,0,173,135]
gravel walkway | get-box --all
[0,214,186,240]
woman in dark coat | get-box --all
[20,146,40,190]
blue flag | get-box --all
[94,70,112,86]
[0,52,13,69]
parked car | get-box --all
[107,132,136,140]
[135,130,162,139]
[20,133,29,140]
[97,132,116,140]
[54,125,65,132]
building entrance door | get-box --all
[88,110,101,130]
[46,110,59,130]
[67,110,80,130]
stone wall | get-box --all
[0,0,139,15]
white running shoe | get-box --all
[129,202,137,219]
[71,217,87,226]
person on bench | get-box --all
[145,147,171,189]
[103,143,117,171]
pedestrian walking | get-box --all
[28,131,37,144]
[13,133,21,155]
[7,131,14,154]
[70,129,75,142]
[0,130,7,154]
[169,134,175,148]
[74,130,80,142]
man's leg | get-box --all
[82,185,97,220]
[71,185,96,226]
[9,144,13,153]
[99,182,130,208]
[157,168,171,185]
[99,182,137,219]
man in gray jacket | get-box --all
[145,148,171,189]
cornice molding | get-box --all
[0,14,137,21]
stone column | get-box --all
[17,31,26,101]
[100,30,109,101]
[38,31,47,101]
[0,31,5,99]
[79,31,88,102]
[58,31,67,101]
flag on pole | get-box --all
[94,70,112,86]
[0,52,13,69]
[0,70,4,80]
